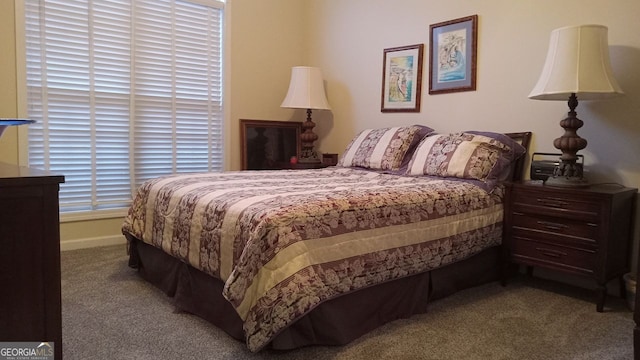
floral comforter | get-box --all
[122,167,505,351]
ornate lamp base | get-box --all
[298,148,320,163]
[546,174,589,187]
[298,109,321,164]
[545,93,590,188]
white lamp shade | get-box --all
[281,66,331,110]
[529,24,623,101]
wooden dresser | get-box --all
[0,163,64,359]
[503,181,636,312]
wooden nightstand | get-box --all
[285,162,330,170]
[502,181,637,312]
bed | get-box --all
[123,126,531,352]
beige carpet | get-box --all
[61,244,634,359]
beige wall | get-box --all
[1,1,638,254]
[227,0,307,170]
[307,0,640,188]
[0,0,19,163]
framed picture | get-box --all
[429,15,478,95]
[240,119,301,170]
[381,44,424,112]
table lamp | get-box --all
[281,66,331,163]
[529,24,623,187]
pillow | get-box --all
[405,131,526,188]
[337,125,434,171]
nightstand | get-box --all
[503,181,637,312]
[286,162,330,170]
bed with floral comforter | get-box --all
[122,166,506,351]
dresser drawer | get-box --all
[510,234,595,274]
[511,212,599,242]
[511,189,601,221]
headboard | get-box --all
[505,131,532,182]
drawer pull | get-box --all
[537,220,569,231]
[536,198,569,208]
[535,247,567,258]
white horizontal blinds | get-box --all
[175,1,223,174]
[92,1,132,210]
[24,0,46,168]
[25,0,224,213]
[27,0,132,211]
[132,0,176,184]
[132,0,223,187]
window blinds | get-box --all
[25,0,224,213]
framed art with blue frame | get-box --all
[429,15,478,95]
[381,44,424,112]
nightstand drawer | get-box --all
[511,212,599,241]
[511,227,597,250]
[512,190,601,220]
[510,235,595,274]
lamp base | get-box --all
[544,93,590,188]
[298,148,321,163]
[298,108,321,164]
[545,175,589,188]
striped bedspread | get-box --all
[122,167,505,351]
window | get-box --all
[24,0,224,213]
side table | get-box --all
[503,181,637,312]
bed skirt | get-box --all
[127,236,500,350]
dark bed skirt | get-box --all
[127,236,500,350]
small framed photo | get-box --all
[381,44,424,112]
[429,15,478,95]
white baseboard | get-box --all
[60,235,127,252]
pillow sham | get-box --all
[405,131,526,188]
[337,125,434,171]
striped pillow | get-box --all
[337,125,434,171]
[406,132,525,187]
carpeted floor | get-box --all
[61,244,634,359]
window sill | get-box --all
[60,208,128,223]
